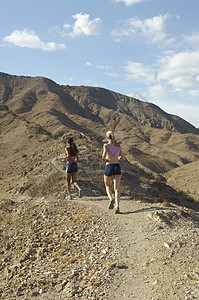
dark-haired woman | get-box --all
[65,137,82,199]
[102,131,124,214]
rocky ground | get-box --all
[0,195,119,300]
[0,193,198,300]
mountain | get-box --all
[0,72,198,136]
[0,72,199,206]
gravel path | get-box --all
[0,194,198,299]
[76,196,199,300]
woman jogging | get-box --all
[64,137,82,199]
[102,131,124,214]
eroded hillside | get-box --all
[0,73,199,207]
[0,73,199,299]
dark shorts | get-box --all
[66,162,78,173]
[104,164,121,177]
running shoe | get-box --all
[115,207,120,214]
[109,199,115,209]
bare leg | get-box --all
[66,173,72,195]
[104,175,115,209]
[113,175,121,208]
[104,175,113,200]
[72,173,82,197]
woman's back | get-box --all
[107,143,120,157]
[105,143,121,164]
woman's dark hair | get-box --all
[67,137,79,154]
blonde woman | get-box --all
[102,131,124,214]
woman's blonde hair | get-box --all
[106,131,120,146]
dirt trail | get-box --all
[74,196,199,300]
[47,158,199,299]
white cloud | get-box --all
[124,61,155,84]
[64,13,102,37]
[123,50,199,126]
[168,76,196,89]
[3,29,66,51]
[124,50,199,103]
[158,51,199,94]
[96,64,112,70]
[188,89,199,98]
[146,84,170,100]
[182,31,199,49]
[86,61,92,66]
[113,0,150,6]
[112,14,174,44]
[104,72,119,78]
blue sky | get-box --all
[1,0,199,128]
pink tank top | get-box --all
[106,143,120,157]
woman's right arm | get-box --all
[65,147,70,162]
[102,144,108,161]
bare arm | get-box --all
[118,147,125,160]
[102,144,108,161]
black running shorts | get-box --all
[66,162,78,173]
[104,163,121,177]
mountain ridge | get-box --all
[0,72,199,204]
[1,72,198,135]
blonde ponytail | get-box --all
[106,131,120,146]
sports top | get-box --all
[65,149,77,157]
[70,152,77,157]
[106,143,120,157]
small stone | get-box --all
[116,262,127,269]
[71,269,79,277]
[176,242,183,248]
[164,242,171,249]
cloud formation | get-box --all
[182,31,199,49]
[85,61,92,66]
[113,0,150,6]
[124,61,155,84]
[3,29,66,51]
[146,84,171,101]
[112,14,174,44]
[64,13,102,37]
[124,49,199,103]
[158,51,199,94]
[96,64,112,70]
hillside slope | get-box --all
[0,72,199,204]
[165,160,199,202]
[1,72,199,174]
